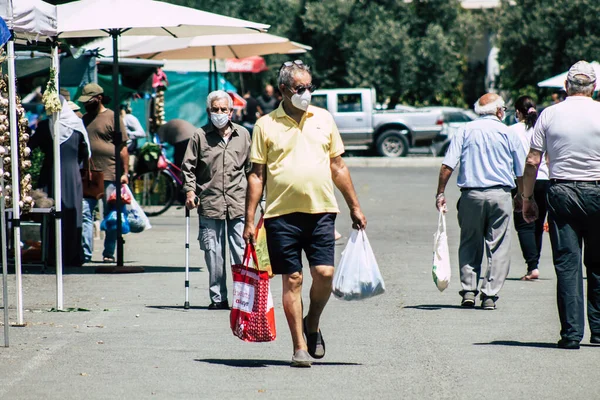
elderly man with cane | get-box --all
[181,90,251,310]
[522,61,600,350]
[436,93,525,310]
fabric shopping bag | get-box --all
[254,214,273,277]
[332,229,385,301]
[432,210,451,292]
[230,243,276,342]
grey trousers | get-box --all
[457,187,513,300]
[198,216,245,304]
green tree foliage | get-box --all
[496,0,600,98]
[299,0,477,106]
[48,0,480,105]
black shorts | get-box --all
[264,212,336,275]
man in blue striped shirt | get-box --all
[436,93,526,310]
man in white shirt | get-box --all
[437,93,525,310]
[522,60,600,350]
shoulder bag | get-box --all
[81,158,104,199]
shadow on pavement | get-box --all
[146,305,212,311]
[475,340,599,349]
[504,277,552,281]
[194,359,362,368]
[403,304,466,310]
[473,341,558,349]
[12,265,203,274]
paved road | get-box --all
[0,166,597,399]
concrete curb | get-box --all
[343,157,444,168]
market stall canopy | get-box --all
[538,61,600,88]
[226,56,269,73]
[55,0,269,39]
[124,33,311,60]
[0,0,57,41]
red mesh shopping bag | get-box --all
[230,243,276,342]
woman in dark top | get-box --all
[29,97,91,267]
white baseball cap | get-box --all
[567,60,596,83]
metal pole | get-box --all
[212,46,218,90]
[208,57,213,94]
[184,206,190,309]
[112,31,124,267]
[51,42,63,310]
[1,86,8,344]
[1,185,8,346]
[7,36,23,325]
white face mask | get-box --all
[210,113,229,129]
[291,90,311,111]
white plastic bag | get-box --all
[123,185,152,233]
[332,229,385,301]
[432,210,451,292]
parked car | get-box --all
[427,107,478,156]
[311,88,447,157]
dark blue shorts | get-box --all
[264,212,336,275]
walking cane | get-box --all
[184,197,198,310]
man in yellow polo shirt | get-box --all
[244,60,367,368]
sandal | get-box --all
[103,256,115,263]
[303,317,325,359]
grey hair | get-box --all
[566,75,595,96]
[206,90,233,109]
[474,96,505,115]
[278,63,311,88]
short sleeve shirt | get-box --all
[83,109,128,181]
[250,103,345,218]
[442,115,525,188]
[531,97,600,180]
[509,122,549,180]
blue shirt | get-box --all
[443,115,525,188]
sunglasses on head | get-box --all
[282,59,304,68]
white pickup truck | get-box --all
[312,88,447,157]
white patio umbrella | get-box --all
[538,62,600,88]
[125,33,311,60]
[55,0,269,269]
[125,32,310,92]
[0,0,59,332]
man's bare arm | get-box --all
[330,156,366,229]
[436,165,454,211]
[522,149,542,197]
[437,165,453,196]
[243,163,266,242]
[120,146,129,183]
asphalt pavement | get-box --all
[0,161,597,399]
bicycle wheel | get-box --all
[131,170,176,217]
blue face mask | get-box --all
[515,114,520,124]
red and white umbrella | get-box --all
[226,56,269,73]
